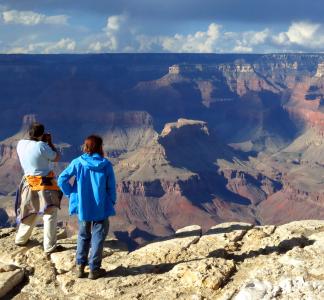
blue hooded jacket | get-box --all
[58,153,116,221]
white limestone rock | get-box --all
[0,221,324,299]
[51,250,75,274]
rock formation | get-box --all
[0,220,323,299]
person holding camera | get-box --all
[15,122,62,253]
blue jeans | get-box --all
[76,219,109,271]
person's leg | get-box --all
[76,221,92,267]
[43,206,58,253]
[15,214,39,246]
[89,219,109,272]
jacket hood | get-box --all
[79,153,109,171]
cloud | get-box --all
[86,17,324,54]
[2,9,68,26]
[136,35,160,52]
[243,29,270,46]
[5,38,76,54]
[226,29,270,53]
[89,14,138,52]
[105,15,124,31]
[1,2,324,54]
[43,38,76,53]
[3,11,324,54]
[88,18,223,53]
[232,45,253,53]
[161,23,221,53]
[273,22,324,50]
[103,14,127,51]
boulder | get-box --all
[0,263,24,298]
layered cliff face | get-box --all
[133,54,324,146]
[0,220,323,299]
[0,53,322,144]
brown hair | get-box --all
[29,123,45,140]
[83,135,104,156]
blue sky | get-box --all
[0,0,324,53]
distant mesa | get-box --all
[168,60,302,78]
[168,64,209,75]
[168,63,255,75]
[161,118,209,137]
[167,63,218,75]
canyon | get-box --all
[0,54,323,246]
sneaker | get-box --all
[76,264,86,278]
[88,268,106,280]
[45,244,65,255]
[15,241,29,247]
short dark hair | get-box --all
[29,123,45,139]
[83,135,104,156]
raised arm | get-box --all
[46,134,60,162]
[40,134,60,162]
[39,142,59,163]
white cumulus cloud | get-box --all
[43,38,76,53]
[6,38,76,54]
[232,45,253,53]
[243,29,270,46]
[273,22,324,49]
[4,13,324,54]
[106,15,124,31]
[2,10,68,26]
[89,14,131,52]
[161,23,221,53]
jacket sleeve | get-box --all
[106,162,117,205]
[58,161,77,197]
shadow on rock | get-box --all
[209,235,315,262]
[205,224,253,235]
[105,236,315,278]
[106,262,176,278]
[147,224,252,246]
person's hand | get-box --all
[42,133,52,144]
[43,133,58,154]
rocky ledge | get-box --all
[0,220,323,299]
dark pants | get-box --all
[76,219,109,271]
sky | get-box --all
[0,0,324,54]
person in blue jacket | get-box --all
[58,135,116,280]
